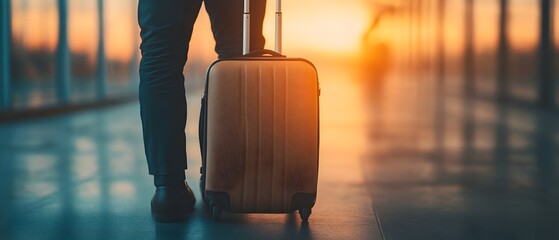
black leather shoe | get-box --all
[151,182,196,222]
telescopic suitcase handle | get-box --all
[243,0,282,55]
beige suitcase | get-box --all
[198,0,319,222]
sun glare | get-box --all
[263,0,370,56]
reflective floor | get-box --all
[1,59,558,239]
[0,61,382,240]
[360,71,559,239]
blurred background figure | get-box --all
[359,2,398,142]
[359,3,396,103]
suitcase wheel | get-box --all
[211,204,222,220]
[299,207,312,222]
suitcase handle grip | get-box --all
[243,49,286,58]
[244,0,282,55]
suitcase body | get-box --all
[199,56,319,221]
[199,0,319,221]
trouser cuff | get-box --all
[154,172,186,187]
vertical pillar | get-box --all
[56,0,71,104]
[434,0,447,174]
[497,0,509,103]
[462,0,475,164]
[538,0,555,108]
[536,0,556,196]
[1,0,12,110]
[495,0,510,189]
[435,0,446,147]
[408,0,414,78]
[464,0,475,98]
[436,0,446,91]
[0,11,14,236]
[129,0,139,90]
[96,0,106,98]
[416,0,422,79]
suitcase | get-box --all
[199,0,320,222]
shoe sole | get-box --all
[151,205,195,223]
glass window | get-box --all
[508,0,538,102]
[104,0,138,97]
[474,0,499,96]
[69,0,98,102]
[11,0,58,109]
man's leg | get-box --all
[204,0,266,58]
[138,0,202,222]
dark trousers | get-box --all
[138,0,266,175]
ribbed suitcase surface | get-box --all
[204,58,319,213]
